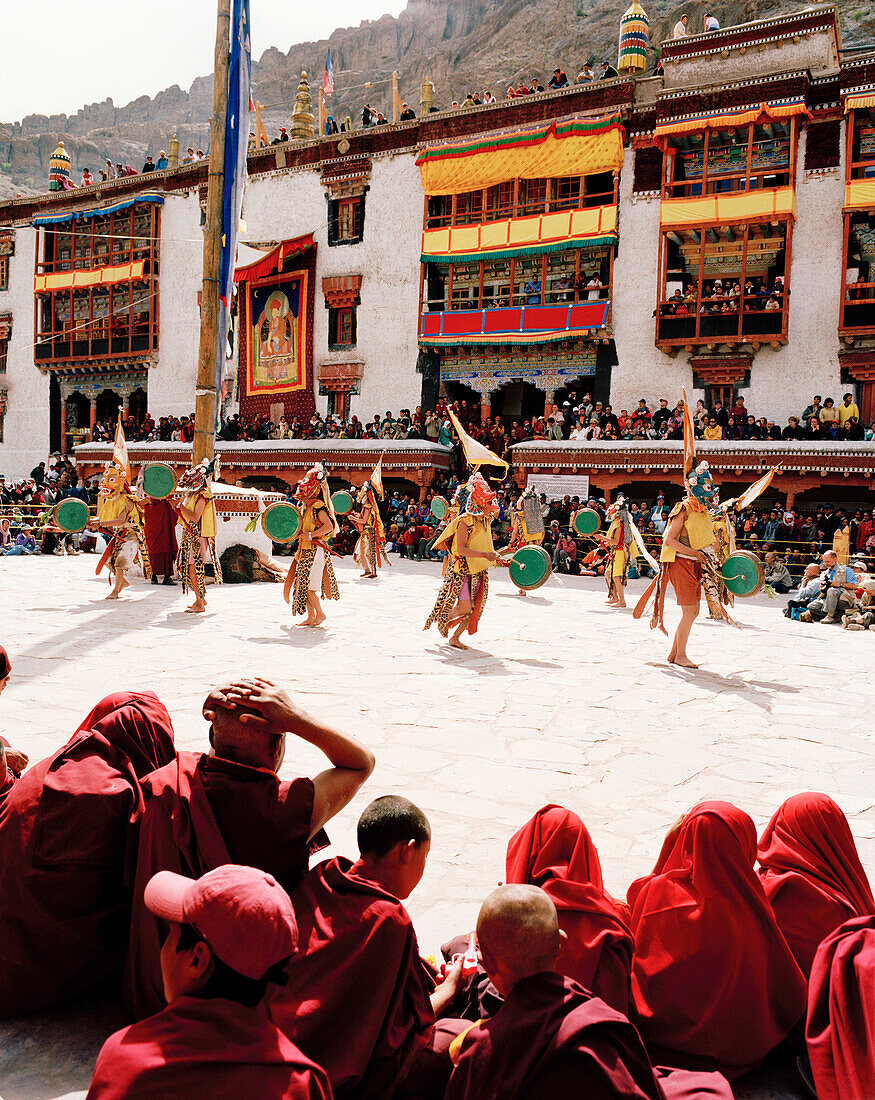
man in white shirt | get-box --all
[703,12,720,30]
[672,14,689,37]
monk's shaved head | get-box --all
[477,885,560,987]
[204,689,284,772]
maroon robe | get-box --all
[124,751,318,1019]
[142,498,179,577]
[267,856,436,1098]
[0,692,176,1017]
[86,994,333,1099]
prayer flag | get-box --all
[370,454,384,498]
[323,49,335,96]
[682,388,696,475]
[112,411,130,480]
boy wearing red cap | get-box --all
[88,864,332,1099]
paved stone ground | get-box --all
[1,553,872,1099]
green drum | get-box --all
[260,502,301,543]
[572,508,601,537]
[331,490,354,516]
[430,495,448,521]
[53,498,90,533]
[721,550,765,598]
[508,544,552,591]
[142,462,177,500]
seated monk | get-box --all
[87,865,332,1099]
[125,676,375,1019]
[0,691,176,1017]
[0,645,28,794]
[267,795,466,1098]
[627,801,807,1079]
[806,915,875,1100]
[757,792,875,978]
[445,885,731,1100]
[506,805,634,1016]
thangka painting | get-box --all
[246,273,308,395]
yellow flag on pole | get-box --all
[370,453,385,498]
[681,388,696,476]
[112,411,130,480]
[447,407,509,474]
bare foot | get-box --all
[120,578,130,591]
[448,637,469,650]
[185,606,206,614]
[105,592,119,600]
[669,657,699,669]
[296,618,317,627]
[312,612,327,626]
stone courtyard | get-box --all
[0,553,872,1099]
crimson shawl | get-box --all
[267,856,436,1098]
[124,751,317,1019]
[506,804,634,1015]
[806,915,875,1100]
[627,801,807,1078]
[0,691,175,1017]
[757,792,875,977]
[87,994,333,1099]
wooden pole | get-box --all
[193,0,231,465]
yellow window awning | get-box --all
[655,99,810,149]
[845,179,875,211]
[34,260,146,293]
[660,186,796,228]
[844,93,875,114]
[416,114,624,197]
[421,204,617,261]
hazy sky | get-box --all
[0,0,407,123]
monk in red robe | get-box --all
[757,792,875,978]
[0,644,28,793]
[0,691,176,1017]
[125,676,375,1019]
[806,915,875,1100]
[142,496,178,584]
[268,796,465,1098]
[506,804,634,1016]
[627,801,807,1079]
[446,885,731,1100]
[88,864,332,1099]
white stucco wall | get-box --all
[611,148,699,413]
[0,226,50,479]
[611,130,847,425]
[148,193,203,420]
[242,151,424,419]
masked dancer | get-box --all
[424,471,500,649]
[92,414,151,599]
[175,457,222,613]
[352,457,387,580]
[285,463,340,627]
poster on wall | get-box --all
[245,273,308,395]
[527,474,590,501]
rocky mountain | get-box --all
[1,0,872,197]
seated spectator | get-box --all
[703,418,723,440]
[802,550,857,623]
[782,415,804,440]
[819,398,840,433]
[548,68,569,89]
[627,801,806,1078]
[762,552,792,593]
[757,793,874,979]
[0,693,176,1018]
[399,103,416,121]
[806,915,875,1100]
[268,796,464,1097]
[87,865,331,1099]
[445,884,731,1100]
[81,168,94,186]
[155,149,168,169]
[673,13,689,36]
[577,64,594,82]
[142,155,156,173]
[552,532,578,573]
[703,11,721,29]
[125,677,375,1018]
[3,526,37,554]
[505,806,633,1016]
[601,61,619,78]
[530,77,545,93]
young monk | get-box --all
[125,676,374,1019]
[268,796,465,1099]
[0,692,176,1018]
[757,792,875,977]
[806,915,875,1100]
[445,885,731,1100]
[0,645,28,789]
[87,865,332,1099]
[627,801,807,1078]
[505,804,634,1016]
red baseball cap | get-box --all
[145,864,298,980]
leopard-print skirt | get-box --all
[178,527,222,599]
[292,546,340,616]
[110,520,152,581]
[424,558,488,637]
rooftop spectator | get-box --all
[704,12,720,30]
[673,13,689,37]
[548,68,569,89]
